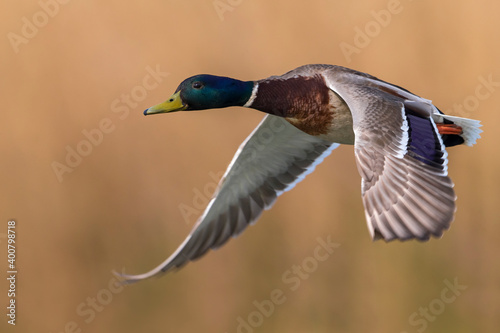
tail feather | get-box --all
[433,114,482,146]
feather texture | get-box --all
[323,65,456,241]
[118,115,338,283]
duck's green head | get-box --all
[144,74,254,115]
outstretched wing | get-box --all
[118,115,339,283]
[324,68,456,241]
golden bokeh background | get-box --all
[1,0,499,332]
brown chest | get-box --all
[250,75,340,136]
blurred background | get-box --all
[1,0,499,332]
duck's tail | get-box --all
[433,114,483,147]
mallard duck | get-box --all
[119,64,481,283]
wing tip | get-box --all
[112,268,165,285]
[370,222,451,243]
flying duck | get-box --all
[118,64,482,283]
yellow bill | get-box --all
[143,91,187,115]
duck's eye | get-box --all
[192,81,203,89]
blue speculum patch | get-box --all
[406,113,445,169]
